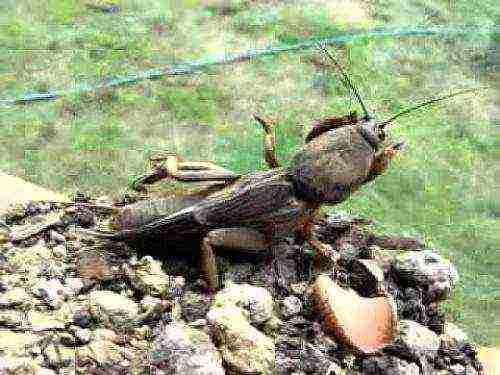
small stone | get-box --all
[49,230,66,244]
[180,292,212,323]
[136,297,171,324]
[30,311,65,332]
[442,322,468,345]
[0,279,9,293]
[363,356,420,374]
[188,318,207,328]
[31,278,67,309]
[289,282,308,296]
[0,310,24,328]
[43,344,75,368]
[0,287,31,308]
[0,331,38,358]
[281,296,302,318]
[74,328,91,344]
[73,308,93,328]
[449,363,466,374]
[75,339,133,371]
[92,328,118,342]
[297,343,335,374]
[134,326,153,341]
[207,305,275,375]
[151,322,225,375]
[88,290,139,327]
[130,256,178,297]
[65,277,85,296]
[263,316,283,336]
[0,356,40,374]
[139,296,162,313]
[38,368,58,375]
[58,332,77,346]
[390,320,440,359]
[0,253,10,271]
[338,242,361,262]
[326,362,343,375]
[393,250,459,301]
[0,228,10,244]
[212,282,274,324]
[51,244,67,258]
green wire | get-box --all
[1,25,498,106]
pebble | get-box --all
[31,278,67,309]
[151,322,225,375]
[65,277,85,296]
[390,319,440,359]
[73,308,93,328]
[88,290,139,327]
[49,230,66,244]
[212,282,275,325]
[207,305,275,375]
[281,296,302,318]
[393,250,459,301]
[75,328,91,344]
[0,287,31,308]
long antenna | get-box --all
[316,42,371,120]
[378,88,483,129]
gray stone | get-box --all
[88,290,139,327]
[49,230,66,244]
[0,287,31,309]
[442,322,468,344]
[151,322,224,375]
[393,250,459,301]
[207,305,275,374]
[31,278,67,309]
[51,244,67,258]
[212,282,275,324]
[130,256,180,297]
[391,320,440,359]
[43,344,75,368]
[280,296,302,318]
[363,356,420,374]
[74,328,91,344]
[65,277,85,296]
[449,363,466,374]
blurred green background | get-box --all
[0,0,498,344]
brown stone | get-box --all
[313,274,398,354]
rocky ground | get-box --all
[0,199,486,374]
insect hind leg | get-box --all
[200,228,267,292]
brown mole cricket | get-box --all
[82,44,480,291]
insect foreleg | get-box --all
[253,115,280,169]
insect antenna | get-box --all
[316,42,371,120]
[378,87,483,129]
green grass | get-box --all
[0,0,498,344]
